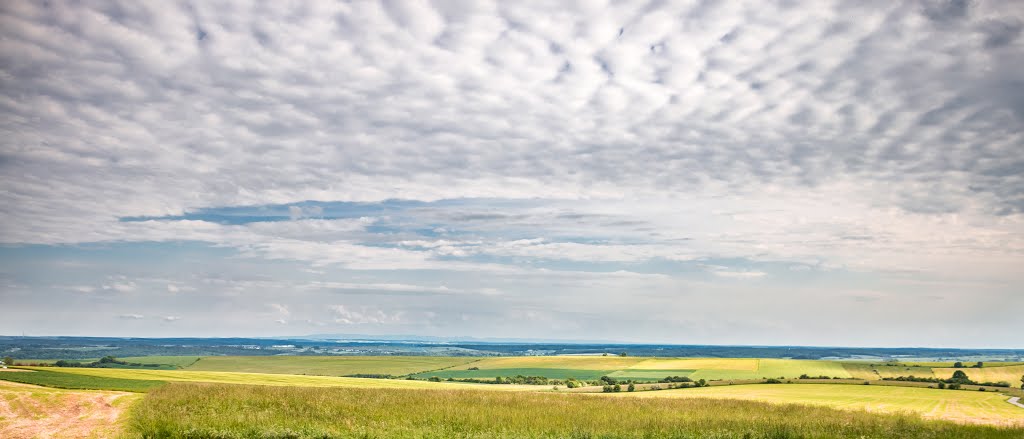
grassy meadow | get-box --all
[126,382,1024,439]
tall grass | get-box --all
[128,383,1024,438]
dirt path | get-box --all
[0,380,139,438]
[1009,396,1024,409]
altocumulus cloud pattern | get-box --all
[0,1,1021,347]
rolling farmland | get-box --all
[4,355,1024,437]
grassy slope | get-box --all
[126,382,1024,438]
[25,366,540,391]
[187,355,478,376]
[609,383,1024,427]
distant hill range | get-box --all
[2,335,1022,361]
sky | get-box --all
[0,0,1022,348]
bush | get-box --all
[627,383,635,392]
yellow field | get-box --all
[606,383,1024,426]
[933,365,1024,384]
[627,358,758,371]
[444,355,644,370]
[187,355,477,376]
[23,367,541,391]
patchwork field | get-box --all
[187,355,477,376]
[17,366,538,391]
[607,383,1024,427]
[127,382,1024,438]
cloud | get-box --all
[329,305,404,325]
[0,0,1021,347]
[117,314,145,320]
[162,316,182,322]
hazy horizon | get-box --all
[1,1,1022,349]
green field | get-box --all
[0,369,165,392]
[186,355,476,376]
[19,366,539,391]
[125,382,1024,438]
[609,383,1024,427]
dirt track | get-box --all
[0,380,139,438]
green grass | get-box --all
[187,355,477,376]
[611,383,1024,427]
[0,369,165,392]
[125,382,1024,438]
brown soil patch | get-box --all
[0,381,138,438]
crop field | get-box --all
[842,362,937,379]
[411,356,863,382]
[0,368,166,392]
[932,365,1024,384]
[415,367,615,380]
[187,355,477,376]
[120,356,200,368]
[125,382,1024,438]
[609,383,1024,427]
[21,366,539,391]
[628,358,759,370]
